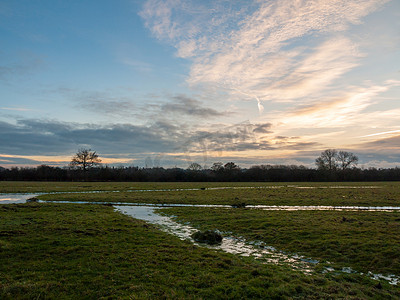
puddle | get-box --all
[249,205,400,212]
[39,201,400,212]
[35,199,232,208]
[0,193,40,204]
[3,194,400,212]
[287,185,381,189]
[367,272,399,285]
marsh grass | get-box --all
[1,203,399,299]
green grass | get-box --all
[0,181,287,193]
[161,208,400,276]
[2,181,400,298]
[31,181,400,207]
[1,203,399,299]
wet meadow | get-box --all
[1,181,400,298]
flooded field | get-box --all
[2,191,399,285]
[1,182,400,294]
[33,182,400,207]
[115,205,399,285]
[4,203,399,299]
[115,205,317,274]
[3,193,400,212]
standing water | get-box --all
[0,193,40,204]
[115,205,400,284]
[1,193,399,284]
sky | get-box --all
[1,0,399,169]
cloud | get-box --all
[121,58,154,72]
[360,130,400,138]
[160,95,227,118]
[59,89,139,118]
[140,0,389,108]
[0,116,396,168]
[0,155,60,167]
[0,107,34,112]
[278,80,400,128]
[358,135,400,150]
[180,121,317,153]
[67,88,228,119]
[253,123,272,134]
[277,142,320,151]
[79,99,137,117]
[0,119,275,163]
[0,52,44,81]
[344,144,400,168]
[0,119,178,157]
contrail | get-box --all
[360,130,400,138]
[231,88,264,114]
[256,95,264,114]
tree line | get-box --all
[0,149,399,182]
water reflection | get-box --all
[0,193,39,204]
[251,205,400,211]
[3,193,400,212]
[115,205,400,285]
[115,205,316,274]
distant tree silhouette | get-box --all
[187,162,202,171]
[211,162,224,173]
[316,149,338,171]
[1,161,400,182]
[316,149,359,172]
[337,151,358,170]
[70,149,101,171]
[224,162,240,171]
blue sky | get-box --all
[1,0,399,168]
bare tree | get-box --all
[70,149,101,171]
[224,162,240,171]
[211,162,224,173]
[187,162,202,171]
[337,151,358,170]
[315,149,338,171]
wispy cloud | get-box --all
[140,0,389,108]
[0,52,44,81]
[65,87,228,120]
[0,107,34,112]
[121,58,154,73]
[360,130,400,138]
[357,135,400,150]
[160,95,228,118]
[276,80,400,128]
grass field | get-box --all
[160,208,400,275]
[0,181,284,193]
[30,181,400,207]
[1,203,399,299]
[1,181,400,298]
